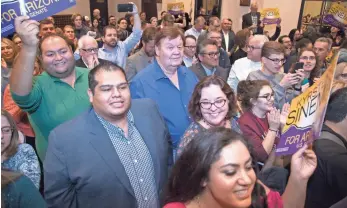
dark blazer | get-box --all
[44,99,171,208]
[221,30,236,54]
[219,48,232,69]
[242,12,262,34]
[75,58,107,69]
[189,62,229,81]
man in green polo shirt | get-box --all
[10,16,91,160]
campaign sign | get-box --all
[323,3,347,29]
[167,2,184,15]
[1,0,76,37]
[260,8,280,25]
[275,53,339,156]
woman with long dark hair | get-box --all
[164,128,317,208]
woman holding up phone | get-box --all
[289,48,321,92]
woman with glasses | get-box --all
[247,41,304,109]
[237,80,289,164]
[289,48,321,92]
[1,109,41,189]
[177,76,241,158]
[164,128,317,208]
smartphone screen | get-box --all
[294,62,304,72]
[117,4,133,12]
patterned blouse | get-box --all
[2,144,41,189]
[177,117,241,157]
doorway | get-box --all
[195,0,222,20]
[89,0,109,25]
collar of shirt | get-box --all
[50,67,86,83]
[152,58,187,80]
[101,44,118,52]
[201,63,216,75]
[95,108,135,132]
[139,49,153,63]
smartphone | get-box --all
[294,62,304,72]
[117,4,133,12]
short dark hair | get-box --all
[288,28,299,42]
[117,17,127,24]
[295,38,312,52]
[237,80,271,111]
[325,87,347,123]
[155,26,184,46]
[161,11,167,16]
[102,25,117,36]
[184,35,196,46]
[109,15,115,20]
[39,19,54,30]
[88,61,126,94]
[278,35,290,44]
[71,13,82,22]
[189,75,237,122]
[196,38,218,55]
[142,27,157,43]
[165,127,266,206]
[38,33,71,55]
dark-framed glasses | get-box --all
[200,51,220,58]
[1,126,13,135]
[200,99,227,110]
[246,45,262,51]
[258,93,275,101]
[81,48,99,53]
[184,46,196,50]
[265,57,286,65]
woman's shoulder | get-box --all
[163,202,186,208]
[238,110,253,123]
[17,143,36,154]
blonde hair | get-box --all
[1,38,19,64]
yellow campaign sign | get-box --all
[276,52,339,156]
[167,2,184,15]
[260,8,280,25]
[323,3,347,28]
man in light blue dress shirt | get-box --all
[98,3,142,69]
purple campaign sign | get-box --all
[1,0,76,37]
[263,18,280,25]
[323,14,346,29]
[276,125,314,156]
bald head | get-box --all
[250,1,258,13]
[78,35,98,49]
[93,9,100,18]
[250,35,269,47]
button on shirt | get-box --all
[98,29,142,69]
[96,111,159,208]
[11,67,91,160]
[130,59,199,148]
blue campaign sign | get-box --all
[1,0,76,37]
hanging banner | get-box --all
[167,2,184,15]
[323,3,347,29]
[1,0,76,37]
[260,8,281,25]
[275,53,339,156]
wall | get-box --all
[57,0,91,16]
[303,1,323,17]
[108,0,142,19]
[221,0,301,37]
[56,0,142,20]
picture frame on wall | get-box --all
[240,0,250,6]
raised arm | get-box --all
[123,3,142,54]
[10,16,39,96]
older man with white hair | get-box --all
[227,35,269,91]
[76,35,106,69]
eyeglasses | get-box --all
[265,57,286,65]
[299,56,315,61]
[1,127,13,135]
[184,46,196,50]
[81,48,99,53]
[258,93,275,101]
[246,45,262,51]
[200,52,220,58]
[200,99,227,110]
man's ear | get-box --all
[87,89,93,103]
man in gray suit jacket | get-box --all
[125,27,157,81]
[190,39,229,81]
[44,61,171,208]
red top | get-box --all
[163,190,283,208]
[238,110,279,163]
